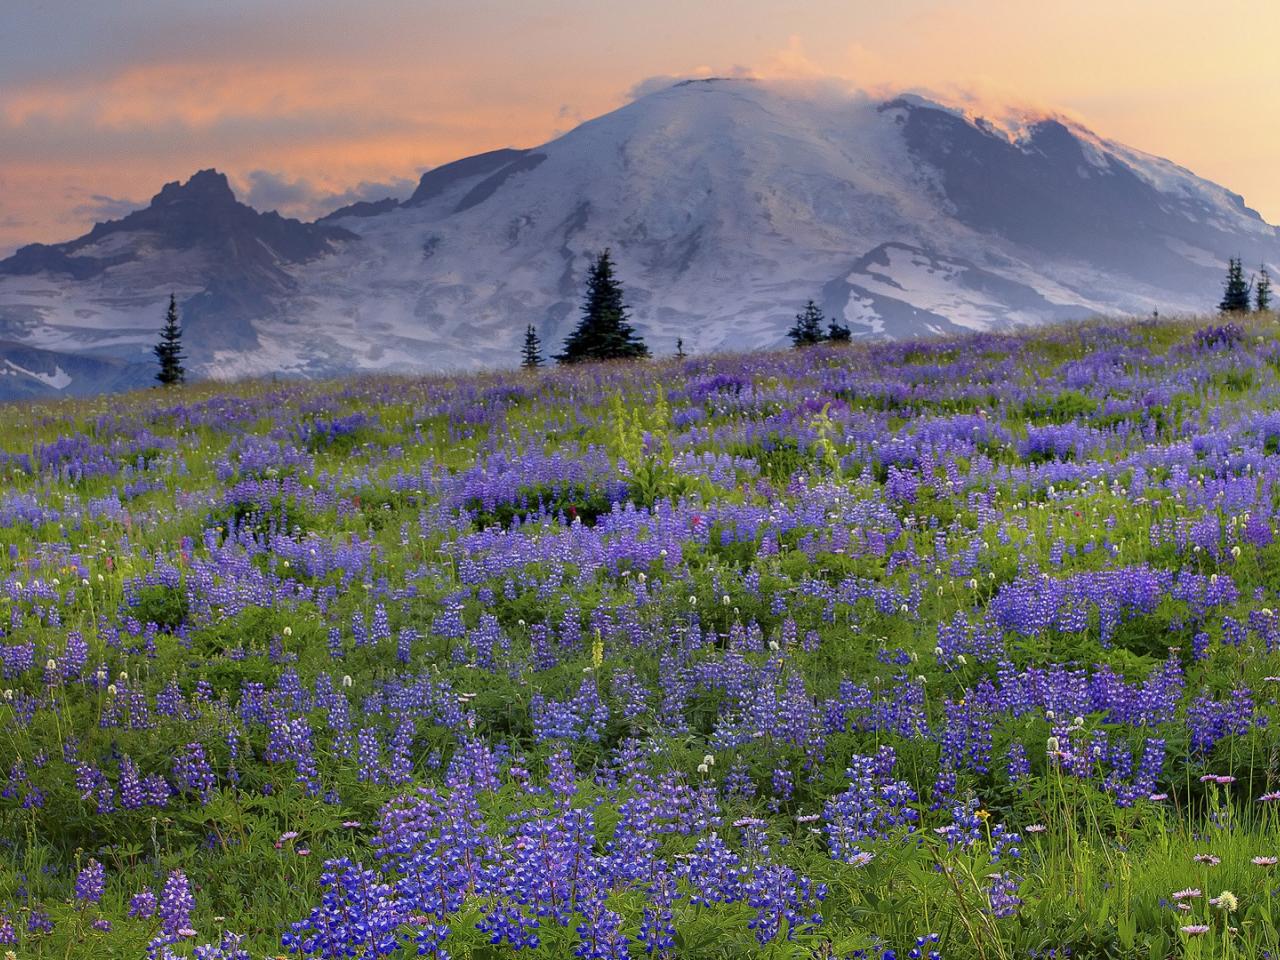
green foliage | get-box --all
[465,482,615,528]
[129,582,188,630]
[1212,364,1255,394]
[1022,389,1097,423]
[609,387,711,508]
[810,403,843,477]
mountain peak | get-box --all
[671,76,754,88]
[152,169,237,208]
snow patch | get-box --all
[4,359,72,389]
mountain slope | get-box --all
[1,78,1277,396]
[0,341,152,399]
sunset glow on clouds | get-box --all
[3,0,1278,255]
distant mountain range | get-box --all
[1,77,1277,399]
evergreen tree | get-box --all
[1219,257,1251,313]
[676,337,686,358]
[1256,266,1273,312]
[555,249,649,364]
[153,294,186,386]
[787,300,826,348]
[826,317,852,343]
[520,324,544,368]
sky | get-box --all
[2,0,1278,256]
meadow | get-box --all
[1,315,1279,959]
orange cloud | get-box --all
[6,61,406,132]
[756,35,826,80]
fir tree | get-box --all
[787,300,826,348]
[1219,257,1251,313]
[153,294,186,386]
[555,249,649,364]
[826,317,852,343]
[520,324,544,368]
[1256,266,1273,312]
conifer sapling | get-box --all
[1219,257,1251,313]
[1256,266,1273,312]
[154,293,186,386]
[521,324,544,368]
[555,249,649,363]
[787,300,827,348]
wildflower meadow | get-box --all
[2,316,1280,959]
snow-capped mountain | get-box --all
[1,78,1277,397]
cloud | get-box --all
[549,102,587,137]
[625,64,755,101]
[755,35,825,80]
[240,170,416,219]
[620,38,1066,127]
[625,74,694,100]
[621,43,875,109]
[242,171,317,212]
[0,212,30,258]
[0,2,449,92]
[69,193,145,223]
[1,61,407,137]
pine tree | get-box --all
[521,324,543,368]
[153,294,186,386]
[1219,257,1251,313]
[555,249,649,364]
[1256,266,1273,312]
[676,337,686,358]
[787,300,826,348]
[826,317,852,343]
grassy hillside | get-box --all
[1,314,1279,958]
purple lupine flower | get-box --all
[158,871,195,935]
[75,858,106,904]
[129,889,158,919]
